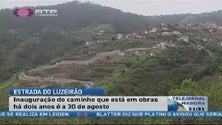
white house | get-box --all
[179,36,189,42]
[116,34,123,40]
[85,42,93,46]
[125,35,130,39]
[97,40,103,43]
[202,38,208,42]
[150,27,158,33]
[162,32,171,35]
[96,30,104,36]
[162,27,168,31]
[160,42,168,49]
[99,30,104,33]
[172,31,181,35]
[150,52,155,57]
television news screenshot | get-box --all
[0,0,222,124]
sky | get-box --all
[0,0,222,16]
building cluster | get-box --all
[115,23,191,43]
[86,22,222,50]
[185,22,222,33]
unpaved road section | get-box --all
[18,48,156,88]
[19,72,93,88]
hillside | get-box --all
[180,10,222,24]
[1,1,222,124]
[1,1,222,33]
[0,1,151,33]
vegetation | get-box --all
[0,1,222,124]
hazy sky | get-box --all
[0,0,222,16]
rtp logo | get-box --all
[13,8,33,17]
[13,8,58,17]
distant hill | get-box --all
[180,10,222,24]
[0,1,151,33]
[1,1,222,33]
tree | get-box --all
[169,78,202,95]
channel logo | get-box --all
[168,96,208,111]
[13,8,33,17]
[168,99,186,111]
[13,8,58,17]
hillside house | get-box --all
[162,27,168,31]
[160,42,168,49]
[179,36,189,42]
[95,30,104,36]
[172,31,181,35]
[116,34,123,40]
[150,27,158,33]
[85,42,93,46]
[162,32,171,35]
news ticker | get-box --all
[0,111,222,118]
[8,88,208,112]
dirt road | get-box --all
[18,48,156,88]
[19,72,94,88]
